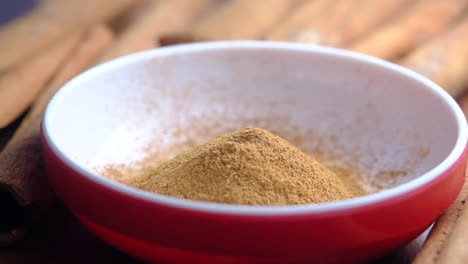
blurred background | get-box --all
[0,0,467,263]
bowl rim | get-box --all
[42,41,468,216]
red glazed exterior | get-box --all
[42,133,468,263]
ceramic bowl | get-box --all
[41,42,468,263]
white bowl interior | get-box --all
[46,43,461,193]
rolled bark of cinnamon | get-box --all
[268,0,367,46]
[0,0,135,72]
[412,175,468,263]
[192,0,298,40]
[432,176,468,264]
[0,31,84,129]
[400,16,468,97]
[158,33,207,47]
[458,93,468,115]
[338,0,410,47]
[0,24,114,247]
[265,0,331,41]
[348,0,468,61]
[266,0,408,46]
[99,0,214,62]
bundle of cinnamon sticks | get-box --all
[1,1,468,262]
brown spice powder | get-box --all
[127,128,358,205]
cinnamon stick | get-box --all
[338,0,410,46]
[0,31,84,129]
[433,181,468,264]
[192,0,298,40]
[0,24,114,247]
[0,0,135,72]
[458,92,468,115]
[99,0,215,62]
[348,0,468,61]
[412,175,468,263]
[158,33,207,47]
[268,0,366,45]
[400,16,468,97]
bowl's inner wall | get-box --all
[48,47,458,192]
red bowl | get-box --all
[41,42,468,263]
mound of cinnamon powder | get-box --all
[128,128,355,205]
